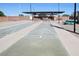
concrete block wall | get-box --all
[0,16,30,22]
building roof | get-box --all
[22,11,64,15]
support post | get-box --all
[74,3,76,32]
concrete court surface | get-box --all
[51,21,79,56]
[0,20,79,56]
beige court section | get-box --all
[0,21,42,54]
[0,21,30,29]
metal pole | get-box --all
[30,3,32,12]
[58,3,60,23]
[74,3,76,32]
[30,3,33,20]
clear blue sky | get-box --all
[0,3,79,16]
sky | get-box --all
[0,3,79,16]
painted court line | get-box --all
[0,21,42,54]
[52,22,79,56]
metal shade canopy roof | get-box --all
[22,11,64,15]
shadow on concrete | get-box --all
[50,24,79,35]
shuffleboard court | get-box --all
[0,21,69,56]
[0,21,34,38]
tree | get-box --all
[19,14,24,16]
[62,14,70,16]
[76,11,79,23]
[69,11,78,20]
[38,13,48,18]
[0,11,5,16]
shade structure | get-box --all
[22,11,64,15]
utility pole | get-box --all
[74,3,76,32]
